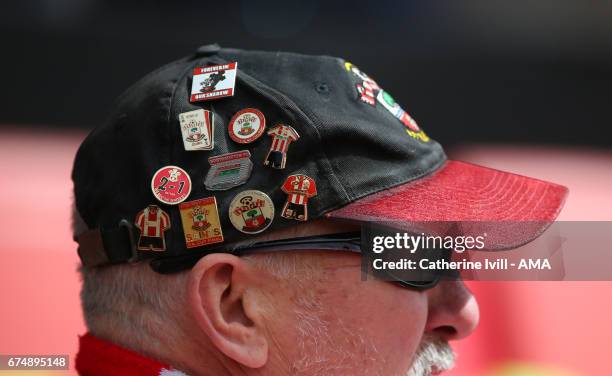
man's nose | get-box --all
[424,281,480,341]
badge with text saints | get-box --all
[229,190,274,234]
[263,124,300,169]
[281,174,317,221]
[179,197,224,248]
[134,205,171,252]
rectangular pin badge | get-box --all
[178,109,214,151]
[204,150,253,191]
[190,62,238,102]
[179,197,224,248]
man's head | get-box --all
[72,44,566,375]
[78,215,478,376]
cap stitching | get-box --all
[114,58,190,109]
[165,59,201,158]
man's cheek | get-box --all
[379,303,428,375]
[321,276,428,374]
[373,285,428,372]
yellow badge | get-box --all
[179,197,224,248]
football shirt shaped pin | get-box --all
[281,174,317,221]
[264,124,299,169]
[134,205,171,252]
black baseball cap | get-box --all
[72,43,568,271]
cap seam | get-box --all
[114,57,190,110]
[72,58,191,228]
[165,58,203,163]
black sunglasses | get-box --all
[149,231,445,290]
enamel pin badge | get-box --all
[344,61,430,143]
[345,62,379,106]
[281,174,317,221]
[151,166,192,205]
[228,108,266,144]
[204,150,253,191]
[264,124,299,170]
[178,109,214,150]
[376,90,421,132]
[228,190,274,234]
[134,205,171,252]
[190,62,238,102]
[179,197,224,248]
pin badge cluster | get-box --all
[190,62,238,102]
[143,57,321,253]
[179,109,214,150]
[204,150,253,191]
[228,108,266,144]
[134,205,171,252]
[179,197,224,248]
[229,190,274,234]
[281,174,317,221]
[151,166,192,205]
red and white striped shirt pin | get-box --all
[263,124,299,169]
[281,174,317,221]
[134,205,171,251]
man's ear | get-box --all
[187,253,268,368]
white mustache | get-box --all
[406,337,456,376]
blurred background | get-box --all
[1,0,611,375]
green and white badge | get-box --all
[204,150,253,191]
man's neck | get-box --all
[76,331,292,376]
[76,332,188,375]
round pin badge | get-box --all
[228,190,275,234]
[228,108,266,144]
[151,165,192,205]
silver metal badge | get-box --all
[228,190,275,234]
[204,150,253,191]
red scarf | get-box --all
[76,333,188,376]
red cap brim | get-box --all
[326,160,568,249]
